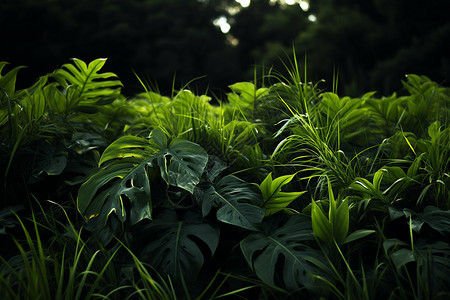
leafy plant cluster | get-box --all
[1,58,449,299]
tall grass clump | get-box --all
[0,202,178,300]
[268,55,366,197]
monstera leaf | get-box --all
[195,174,264,230]
[138,209,219,283]
[401,206,450,235]
[77,129,208,229]
[240,214,327,291]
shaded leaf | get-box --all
[240,214,325,291]
[139,209,219,283]
[403,206,450,235]
[30,143,68,178]
[0,205,23,234]
[78,161,151,225]
[196,175,264,230]
[390,248,416,271]
[78,129,208,229]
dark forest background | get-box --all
[1,0,449,97]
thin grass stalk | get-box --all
[116,238,174,300]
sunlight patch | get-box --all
[235,0,251,8]
[213,16,231,34]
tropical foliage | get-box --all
[1,58,449,299]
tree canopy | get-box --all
[1,0,448,96]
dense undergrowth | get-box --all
[1,58,449,299]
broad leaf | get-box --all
[311,180,349,247]
[259,172,305,216]
[333,198,349,245]
[195,175,264,230]
[138,209,219,283]
[0,62,25,102]
[390,248,416,272]
[52,58,122,112]
[30,142,68,178]
[216,201,264,231]
[160,137,208,193]
[240,214,326,291]
[403,206,450,235]
[212,175,264,230]
[78,160,152,225]
[227,82,269,119]
[311,200,333,246]
[202,156,227,183]
[69,132,108,155]
[0,205,23,234]
[227,82,255,111]
[78,129,208,229]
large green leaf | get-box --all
[311,180,349,248]
[30,142,68,178]
[51,58,122,112]
[138,209,219,283]
[311,199,333,247]
[0,63,26,129]
[0,62,25,102]
[227,82,269,113]
[77,129,208,228]
[316,93,369,143]
[403,206,450,235]
[159,136,209,193]
[195,175,264,230]
[78,160,151,225]
[384,237,450,289]
[259,172,305,216]
[366,94,407,137]
[240,214,326,291]
[0,205,23,234]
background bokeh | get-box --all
[1,0,449,96]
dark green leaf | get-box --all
[403,206,450,235]
[139,209,219,282]
[0,205,22,234]
[78,129,207,230]
[240,214,325,291]
[195,175,264,230]
[390,248,416,271]
[162,137,208,193]
[78,161,152,225]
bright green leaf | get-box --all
[311,200,333,246]
[259,173,305,216]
